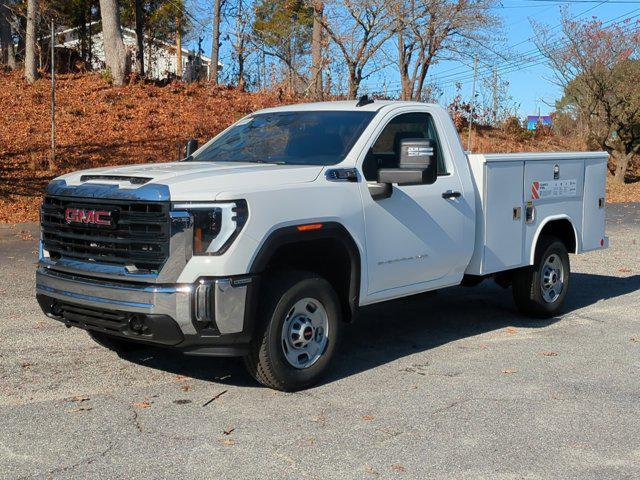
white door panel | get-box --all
[357,108,473,299]
[363,174,467,294]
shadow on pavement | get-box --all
[122,272,640,388]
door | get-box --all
[360,112,468,296]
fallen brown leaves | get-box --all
[1,71,637,224]
[0,71,296,223]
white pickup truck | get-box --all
[36,99,608,390]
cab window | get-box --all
[362,112,447,181]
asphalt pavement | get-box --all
[1,204,639,479]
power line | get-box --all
[525,0,640,3]
[434,20,640,88]
[364,0,611,92]
[424,0,609,81]
[375,17,640,97]
[416,7,640,88]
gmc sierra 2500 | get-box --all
[36,99,608,391]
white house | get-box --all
[55,22,220,81]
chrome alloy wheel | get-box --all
[281,297,329,369]
[540,253,564,303]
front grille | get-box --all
[41,195,171,272]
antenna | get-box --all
[356,94,374,107]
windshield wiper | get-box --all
[248,159,286,165]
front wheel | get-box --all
[512,236,570,318]
[244,270,342,391]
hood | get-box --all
[54,161,324,201]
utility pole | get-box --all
[467,55,478,152]
[492,66,498,126]
[50,19,55,172]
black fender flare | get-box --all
[248,222,362,316]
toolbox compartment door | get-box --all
[581,158,607,251]
[483,161,525,273]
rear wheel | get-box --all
[244,270,342,391]
[512,236,570,318]
[87,331,144,354]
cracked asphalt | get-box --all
[1,204,639,479]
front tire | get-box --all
[244,270,342,391]
[512,235,570,318]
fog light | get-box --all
[129,316,146,333]
[51,303,63,318]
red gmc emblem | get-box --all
[65,208,112,226]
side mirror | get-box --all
[185,138,199,157]
[378,138,437,186]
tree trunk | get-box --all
[347,64,359,99]
[613,150,632,184]
[17,12,25,59]
[235,0,246,91]
[134,0,144,76]
[25,0,37,82]
[0,0,15,68]
[310,1,324,100]
[176,19,182,79]
[237,47,245,91]
[210,0,221,84]
[99,0,128,85]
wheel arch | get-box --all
[249,222,362,321]
[529,215,579,264]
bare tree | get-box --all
[99,0,128,85]
[396,0,499,101]
[319,0,397,99]
[210,0,222,84]
[230,0,251,90]
[24,0,37,82]
[536,13,640,183]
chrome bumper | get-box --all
[36,266,253,342]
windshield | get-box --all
[192,111,376,166]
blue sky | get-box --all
[184,0,640,117]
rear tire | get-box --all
[513,235,570,318]
[87,331,144,354]
[244,270,342,391]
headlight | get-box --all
[172,201,248,255]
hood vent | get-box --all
[80,175,152,185]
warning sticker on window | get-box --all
[407,147,434,157]
[531,180,577,200]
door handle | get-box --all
[442,190,461,199]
